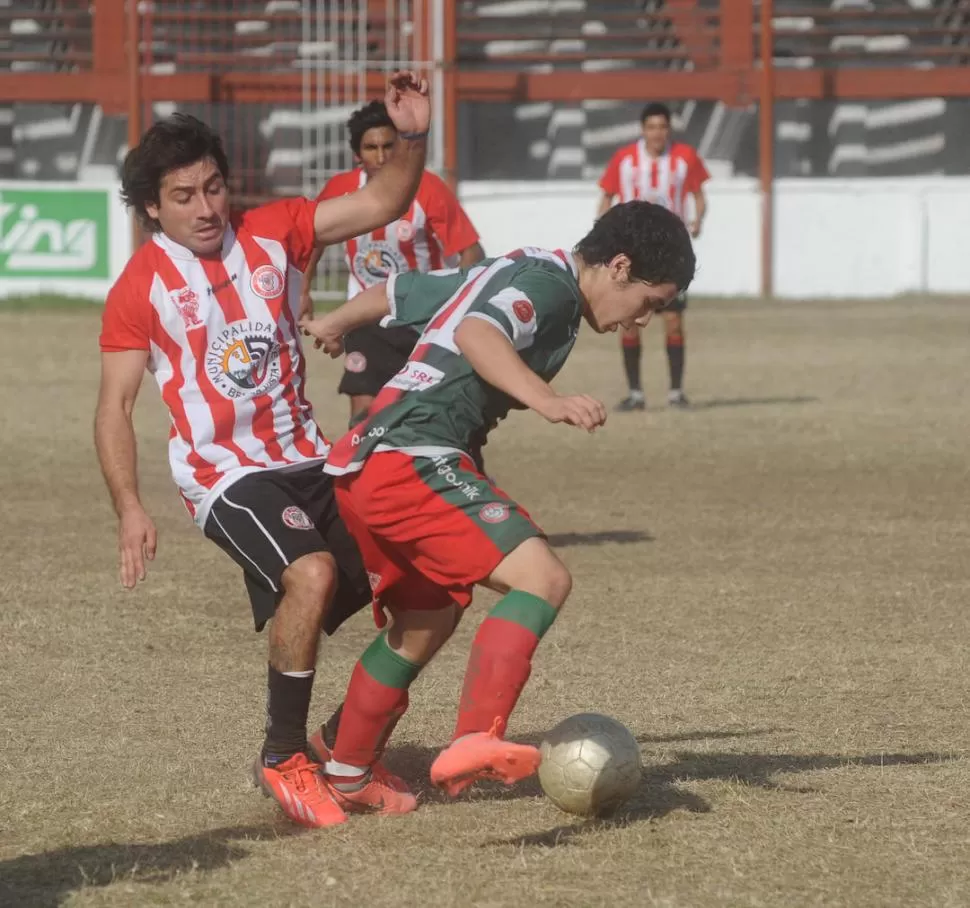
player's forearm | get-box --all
[352,134,426,233]
[454,318,556,412]
[301,245,324,296]
[596,194,613,218]
[316,283,392,336]
[459,243,485,269]
[693,190,707,224]
[94,403,143,516]
[312,136,427,246]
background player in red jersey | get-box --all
[298,203,696,814]
[300,100,485,425]
[598,102,710,410]
[93,73,430,829]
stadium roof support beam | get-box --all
[4,64,970,107]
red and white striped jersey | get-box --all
[599,139,710,221]
[99,198,330,527]
[317,168,480,299]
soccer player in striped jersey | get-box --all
[598,102,710,410]
[94,73,430,828]
[298,202,695,813]
[300,100,485,427]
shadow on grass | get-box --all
[546,529,654,548]
[689,395,819,410]
[0,824,300,908]
[477,742,953,849]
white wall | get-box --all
[460,177,970,299]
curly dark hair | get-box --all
[120,114,230,232]
[641,102,672,124]
[575,201,695,292]
[347,100,396,155]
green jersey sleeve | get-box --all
[381,268,466,332]
[464,268,578,352]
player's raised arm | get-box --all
[313,72,430,247]
[454,317,607,433]
[94,348,157,589]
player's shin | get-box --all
[621,331,643,393]
[326,632,422,778]
[666,332,685,391]
[453,590,558,739]
[262,666,315,766]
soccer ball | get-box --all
[537,712,642,817]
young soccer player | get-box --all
[298,201,696,815]
[598,102,710,410]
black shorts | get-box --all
[337,324,419,397]
[663,293,688,313]
[203,465,371,634]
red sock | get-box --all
[453,591,558,739]
[331,634,420,767]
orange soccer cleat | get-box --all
[429,717,542,798]
[253,753,348,828]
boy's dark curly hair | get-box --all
[120,114,230,232]
[347,100,396,155]
[575,201,696,292]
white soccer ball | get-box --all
[538,712,642,817]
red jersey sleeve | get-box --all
[315,170,358,202]
[240,197,318,272]
[683,146,711,194]
[599,148,624,197]
[422,172,480,257]
[100,270,152,352]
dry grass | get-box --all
[1,298,968,908]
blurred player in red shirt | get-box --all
[598,102,710,410]
[301,101,484,425]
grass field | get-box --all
[1,297,968,908]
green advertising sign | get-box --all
[0,188,110,279]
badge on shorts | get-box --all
[479,502,510,524]
[367,571,382,591]
[282,506,313,530]
[345,351,368,373]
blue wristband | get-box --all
[399,130,429,141]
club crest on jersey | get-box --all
[281,506,313,530]
[345,351,368,374]
[170,286,203,330]
[205,319,282,400]
[512,300,535,324]
[396,220,415,242]
[354,241,408,284]
[479,502,510,524]
[250,264,285,299]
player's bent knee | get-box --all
[489,538,573,609]
[281,551,338,608]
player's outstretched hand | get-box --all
[299,314,345,357]
[385,70,430,136]
[535,394,607,433]
[118,504,157,589]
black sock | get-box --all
[262,666,314,766]
[622,341,642,393]
[666,337,685,391]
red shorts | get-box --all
[334,450,543,625]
